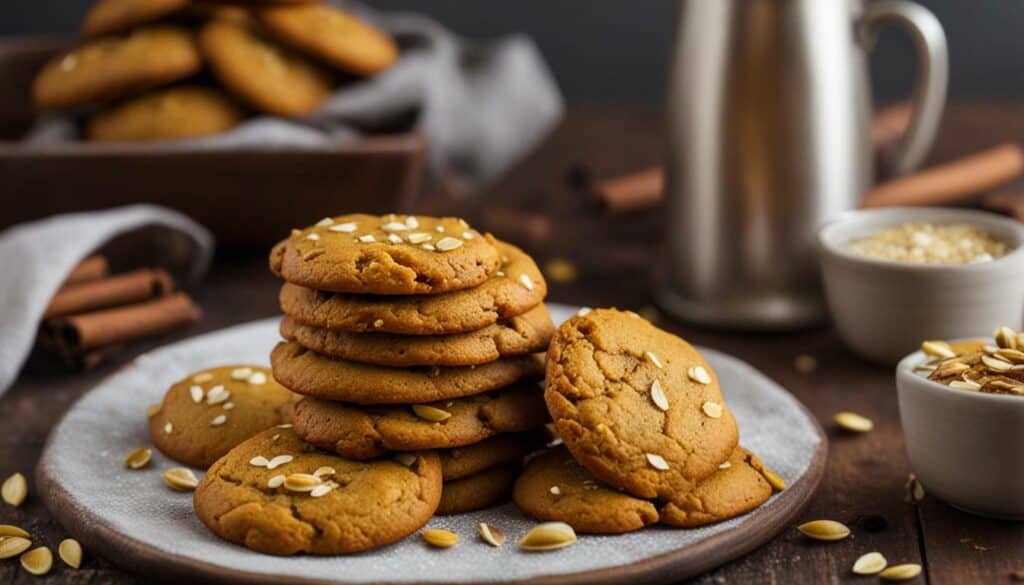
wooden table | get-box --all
[2,102,1023,584]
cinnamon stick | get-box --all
[62,255,110,287]
[51,292,201,352]
[862,142,1024,208]
[44,268,173,319]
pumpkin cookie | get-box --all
[257,4,398,76]
[279,241,545,335]
[270,214,502,295]
[271,341,543,404]
[545,308,738,500]
[279,304,553,367]
[437,465,519,516]
[659,447,774,528]
[440,433,543,480]
[82,0,190,37]
[88,86,245,142]
[149,365,297,468]
[194,428,442,555]
[291,381,548,459]
[199,16,333,116]
[34,26,201,109]
[514,447,659,534]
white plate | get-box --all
[38,304,825,584]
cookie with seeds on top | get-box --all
[149,365,297,468]
[82,0,190,38]
[194,428,442,555]
[33,26,202,109]
[544,308,738,501]
[436,464,520,515]
[88,86,245,142]
[279,303,553,367]
[270,214,502,295]
[291,381,549,459]
[279,240,545,335]
[659,447,774,528]
[514,446,659,534]
[440,433,544,480]
[256,4,398,76]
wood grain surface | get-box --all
[3,102,1024,583]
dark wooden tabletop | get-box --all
[3,102,1024,584]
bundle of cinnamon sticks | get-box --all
[38,256,201,370]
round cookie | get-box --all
[279,241,546,335]
[545,308,739,500]
[148,365,297,468]
[82,0,190,38]
[436,465,519,516]
[660,447,774,528]
[279,304,553,367]
[271,341,544,404]
[194,428,442,555]
[256,4,398,76]
[440,433,543,480]
[199,16,333,116]
[513,447,659,534]
[292,381,548,459]
[270,214,502,295]
[34,26,202,109]
[88,86,245,142]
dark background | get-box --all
[1,0,1021,103]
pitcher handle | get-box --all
[860,0,948,176]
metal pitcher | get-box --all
[658,0,947,329]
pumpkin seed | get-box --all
[852,551,887,575]
[650,379,669,411]
[688,366,712,384]
[905,474,925,503]
[283,473,322,492]
[395,453,417,467]
[0,537,32,559]
[645,453,670,470]
[995,326,1018,349]
[58,539,82,568]
[922,340,956,359]
[797,520,850,541]
[422,528,458,548]
[477,522,505,547]
[411,404,451,422]
[2,472,27,507]
[834,411,874,433]
[313,467,336,478]
[880,563,922,581]
[192,372,214,383]
[20,546,53,575]
[520,522,577,551]
[701,401,723,419]
[0,525,29,538]
[163,468,199,491]
[982,355,1013,372]
[763,467,786,491]
[794,354,818,374]
[949,379,981,391]
[124,447,152,469]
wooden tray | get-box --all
[36,304,827,584]
[0,38,427,250]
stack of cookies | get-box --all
[268,214,554,516]
[32,0,398,141]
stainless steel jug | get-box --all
[658,0,947,329]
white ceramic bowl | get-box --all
[897,348,1024,519]
[818,207,1024,364]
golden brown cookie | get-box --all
[270,214,502,295]
[256,4,398,76]
[271,341,544,404]
[34,26,202,109]
[279,304,553,367]
[440,433,543,480]
[436,465,519,516]
[194,428,442,555]
[279,241,546,335]
[82,0,190,37]
[545,308,738,500]
[199,16,333,116]
[513,447,659,534]
[149,365,297,469]
[291,381,548,459]
[659,447,774,528]
[88,86,245,142]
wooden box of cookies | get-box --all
[0,26,426,250]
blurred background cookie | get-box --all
[88,85,245,141]
[82,0,190,38]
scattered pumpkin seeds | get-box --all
[2,472,27,507]
[519,522,577,551]
[267,474,286,488]
[477,522,505,547]
[834,411,874,433]
[20,546,53,576]
[189,385,204,403]
[995,325,1018,349]
[905,474,925,503]
[436,237,464,251]
[124,447,152,469]
[0,536,32,559]
[58,539,82,569]
[650,379,669,411]
[411,404,452,422]
[762,468,786,491]
[645,453,670,470]
[163,468,199,491]
[922,340,956,359]
[0,525,29,538]
[852,551,888,575]
[701,401,723,419]
[192,372,214,383]
[422,528,459,548]
[689,366,712,385]
[646,351,663,369]
[266,455,293,470]
[283,473,322,492]
[879,563,922,581]
[797,519,850,541]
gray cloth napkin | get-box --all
[0,205,213,395]
[25,5,564,194]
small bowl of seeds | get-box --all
[897,328,1024,519]
[818,207,1024,364]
